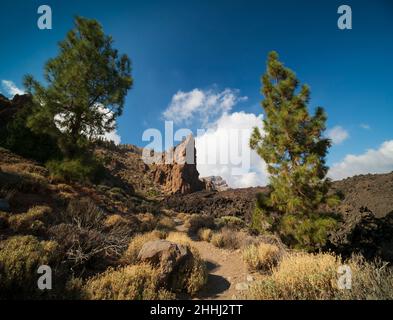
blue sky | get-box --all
[1,0,392,186]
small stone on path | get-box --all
[235,282,249,291]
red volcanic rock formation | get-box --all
[152,135,205,195]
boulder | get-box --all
[137,239,193,290]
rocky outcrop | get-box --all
[152,135,205,194]
[202,176,229,191]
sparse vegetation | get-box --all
[198,228,213,242]
[0,235,61,299]
[46,157,104,183]
[185,214,215,234]
[184,247,208,296]
[242,243,281,272]
[137,213,158,232]
[166,231,192,245]
[210,228,244,249]
[8,205,52,235]
[215,216,245,230]
[84,264,175,300]
[244,251,393,300]
[210,232,225,248]
[157,216,176,231]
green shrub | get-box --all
[215,216,245,230]
[280,213,338,251]
[109,187,127,201]
[250,206,271,234]
[0,235,60,299]
[84,264,175,300]
[46,156,103,183]
[64,277,85,299]
[0,98,61,163]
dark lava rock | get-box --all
[0,199,10,212]
[328,207,393,262]
[162,187,269,222]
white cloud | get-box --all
[327,126,349,145]
[163,88,247,126]
[328,140,393,180]
[195,111,268,188]
[360,123,371,130]
[162,87,265,188]
[54,104,121,145]
[102,129,121,145]
[1,80,25,97]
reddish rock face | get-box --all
[152,135,205,195]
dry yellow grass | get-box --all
[176,212,188,221]
[340,255,393,300]
[242,243,281,271]
[137,213,157,232]
[157,216,176,230]
[166,231,192,245]
[185,214,214,233]
[104,214,129,228]
[0,163,48,177]
[84,264,174,300]
[244,251,393,300]
[209,228,244,249]
[186,247,208,295]
[8,205,52,234]
[197,228,213,242]
[210,232,225,248]
[245,252,340,299]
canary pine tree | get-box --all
[24,17,133,158]
[22,17,133,182]
[250,52,339,249]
